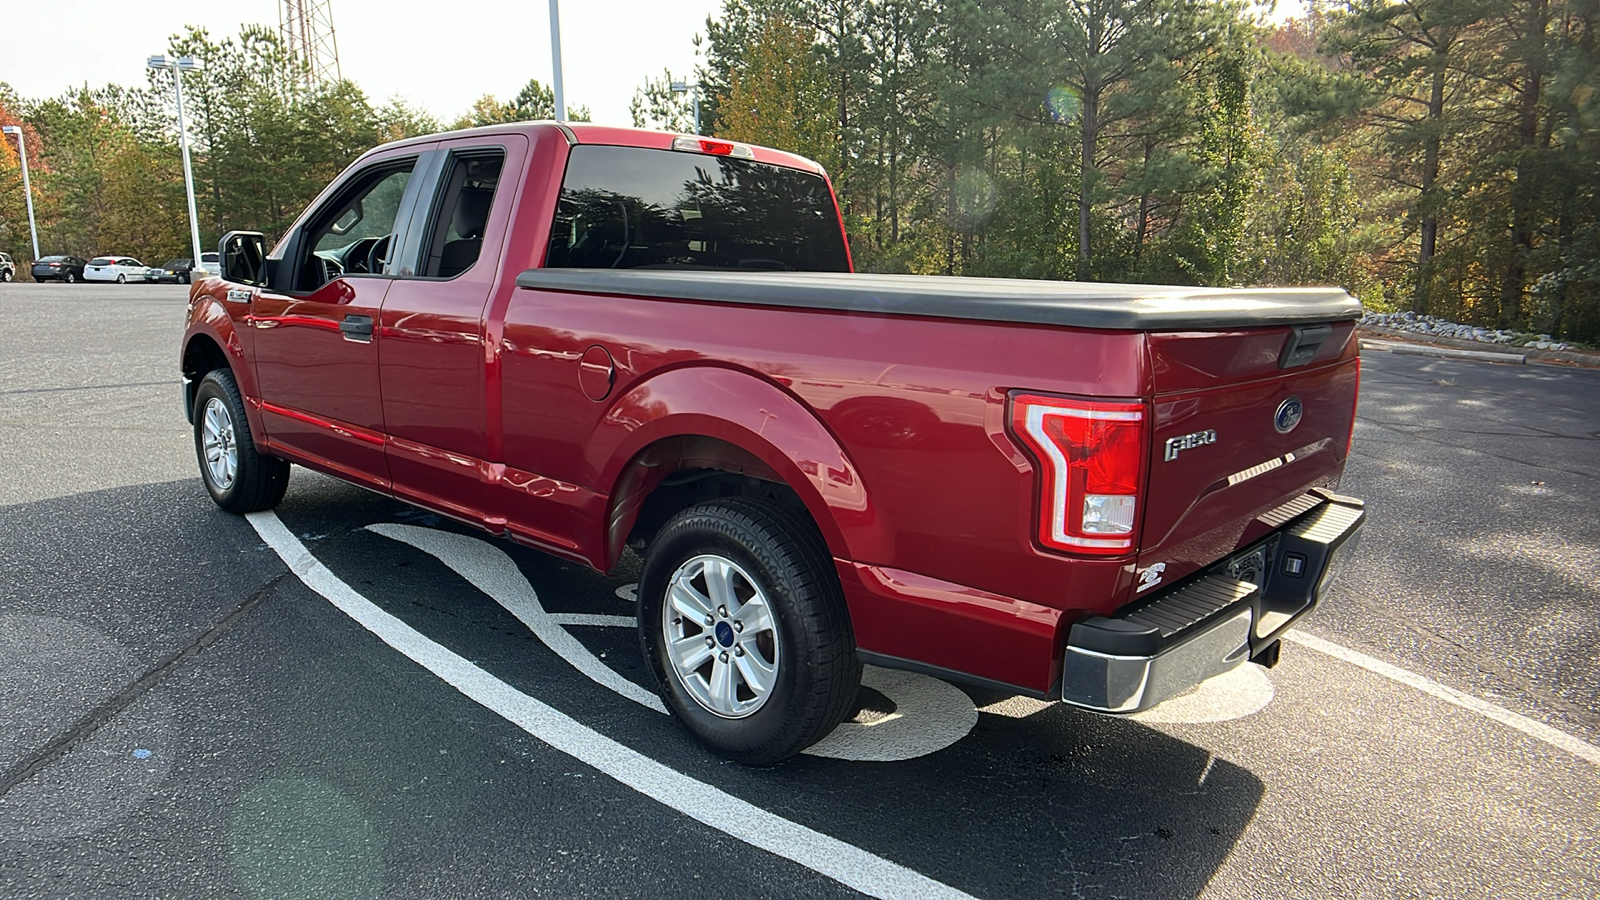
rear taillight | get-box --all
[1009,392,1147,556]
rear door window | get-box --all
[544,145,848,272]
[417,150,506,278]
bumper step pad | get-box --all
[1060,495,1365,713]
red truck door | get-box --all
[376,135,527,528]
[250,151,429,492]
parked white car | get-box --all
[84,256,149,283]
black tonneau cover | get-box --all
[514,269,1362,331]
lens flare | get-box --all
[1046,86,1082,125]
[948,166,998,231]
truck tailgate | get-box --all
[1132,323,1359,599]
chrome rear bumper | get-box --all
[1059,495,1365,713]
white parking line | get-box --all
[368,524,666,714]
[248,512,975,900]
[1285,630,1600,767]
[368,524,977,762]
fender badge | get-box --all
[225,289,253,303]
[1164,429,1217,462]
[1136,562,1166,592]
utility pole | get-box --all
[670,80,700,134]
[549,0,567,120]
[147,56,206,273]
[2,126,40,261]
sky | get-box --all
[3,1,1308,128]
[2,0,725,127]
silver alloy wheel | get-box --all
[201,397,238,490]
[662,554,780,719]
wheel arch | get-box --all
[595,366,881,571]
[180,301,257,431]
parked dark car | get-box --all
[31,255,88,283]
[149,258,196,284]
[0,252,14,282]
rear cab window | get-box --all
[544,145,848,272]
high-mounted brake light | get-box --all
[1009,392,1147,556]
[672,135,755,159]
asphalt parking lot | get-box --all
[2,282,1597,898]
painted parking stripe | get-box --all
[368,523,667,715]
[1285,630,1600,767]
[248,512,975,900]
[367,523,977,762]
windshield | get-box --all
[163,259,191,268]
[545,146,848,272]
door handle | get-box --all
[340,314,373,341]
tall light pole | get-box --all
[2,125,40,261]
[670,80,700,135]
[548,1,567,121]
[147,55,206,274]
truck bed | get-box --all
[515,269,1363,331]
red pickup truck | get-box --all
[182,122,1365,764]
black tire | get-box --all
[63,272,76,284]
[192,368,290,513]
[115,274,126,284]
[2,269,12,282]
[639,497,860,765]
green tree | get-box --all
[630,69,700,133]
[1321,0,1484,314]
[451,79,591,128]
[718,14,839,172]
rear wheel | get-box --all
[115,274,126,284]
[192,368,290,513]
[2,270,12,282]
[639,497,859,765]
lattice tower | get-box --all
[280,0,343,86]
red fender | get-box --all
[181,286,265,440]
[590,365,886,566]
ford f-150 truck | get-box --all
[182,122,1365,764]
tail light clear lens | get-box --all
[1010,392,1147,555]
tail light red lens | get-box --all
[1010,392,1147,555]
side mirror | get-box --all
[219,231,267,287]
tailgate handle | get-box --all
[1279,323,1333,369]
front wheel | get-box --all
[192,369,290,513]
[2,270,12,282]
[639,498,860,765]
[63,272,76,284]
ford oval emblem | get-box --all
[1274,396,1304,434]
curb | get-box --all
[1358,325,1600,370]
[1359,338,1527,365]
